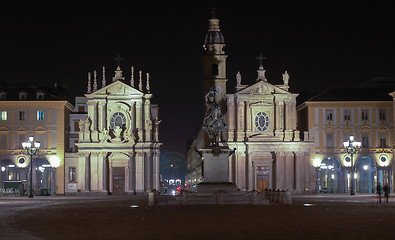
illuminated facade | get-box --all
[186,13,314,193]
[0,86,73,195]
[297,88,394,193]
[65,64,161,195]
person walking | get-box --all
[377,183,382,203]
[383,183,390,203]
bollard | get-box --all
[275,189,280,203]
[285,190,292,205]
[280,190,285,204]
[148,192,156,206]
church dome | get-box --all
[204,31,225,44]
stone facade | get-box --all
[186,13,314,194]
[65,65,161,195]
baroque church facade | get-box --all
[65,62,161,195]
[186,13,314,193]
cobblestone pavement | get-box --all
[1,194,394,240]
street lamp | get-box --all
[312,158,321,194]
[343,135,361,195]
[22,136,40,198]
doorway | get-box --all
[112,167,125,195]
[256,166,269,192]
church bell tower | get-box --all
[202,8,228,106]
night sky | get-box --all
[1,1,394,154]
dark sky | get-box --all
[1,1,395,154]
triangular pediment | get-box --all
[85,80,143,98]
[236,80,290,95]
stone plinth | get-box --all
[200,146,233,183]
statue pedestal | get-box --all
[196,146,237,193]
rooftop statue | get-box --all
[203,87,227,146]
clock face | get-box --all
[255,112,269,131]
[110,112,126,129]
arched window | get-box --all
[211,64,218,76]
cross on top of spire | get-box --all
[210,7,216,18]
[256,52,266,66]
[114,54,124,67]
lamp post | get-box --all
[22,136,40,198]
[343,135,361,195]
[313,158,321,194]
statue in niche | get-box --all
[203,87,227,147]
[78,119,84,132]
[146,118,153,131]
[282,71,289,86]
[84,117,91,132]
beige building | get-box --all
[0,86,73,195]
[65,64,161,195]
[186,14,314,194]
[297,88,394,193]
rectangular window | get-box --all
[344,110,351,121]
[19,93,26,100]
[18,134,26,149]
[0,93,5,99]
[19,111,25,121]
[78,106,85,112]
[326,110,333,121]
[362,136,369,148]
[74,121,80,132]
[326,133,334,148]
[380,138,386,148]
[69,167,76,182]
[37,111,44,120]
[379,110,386,121]
[361,110,368,121]
[0,111,7,120]
[0,135,7,150]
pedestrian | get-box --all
[383,183,390,203]
[377,183,382,203]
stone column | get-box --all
[247,153,254,191]
[275,152,285,190]
[152,150,160,191]
[135,152,144,192]
[90,153,99,191]
[136,101,143,141]
[284,100,293,141]
[295,152,305,192]
[227,97,235,141]
[246,101,252,134]
[285,152,294,190]
[84,153,90,191]
[129,153,136,193]
[144,99,152,142]
[98,101,106,131]
[145,152,152,191]
[101,152,107,192]
[77,153,86,191]
[236,99,245,141]
[275,100,285,140]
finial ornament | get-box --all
[236,71,242,86]
[87,72,91,93]
[138,70,143,91]
[131,66,134,87]
[256,52,266,66]
[93,70,98,91]
[282,71,289,86]
[102,66,106,88]
[114,54,124,67]
[146,73,150,93]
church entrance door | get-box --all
[112,167,125,195]
[256,166,269,192]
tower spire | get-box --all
[87,72,91,93]
[138,70,143,91]
[93,70,98,91]
[102,66,106,88]
[146,73,150,93]
[131,66,134,87]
